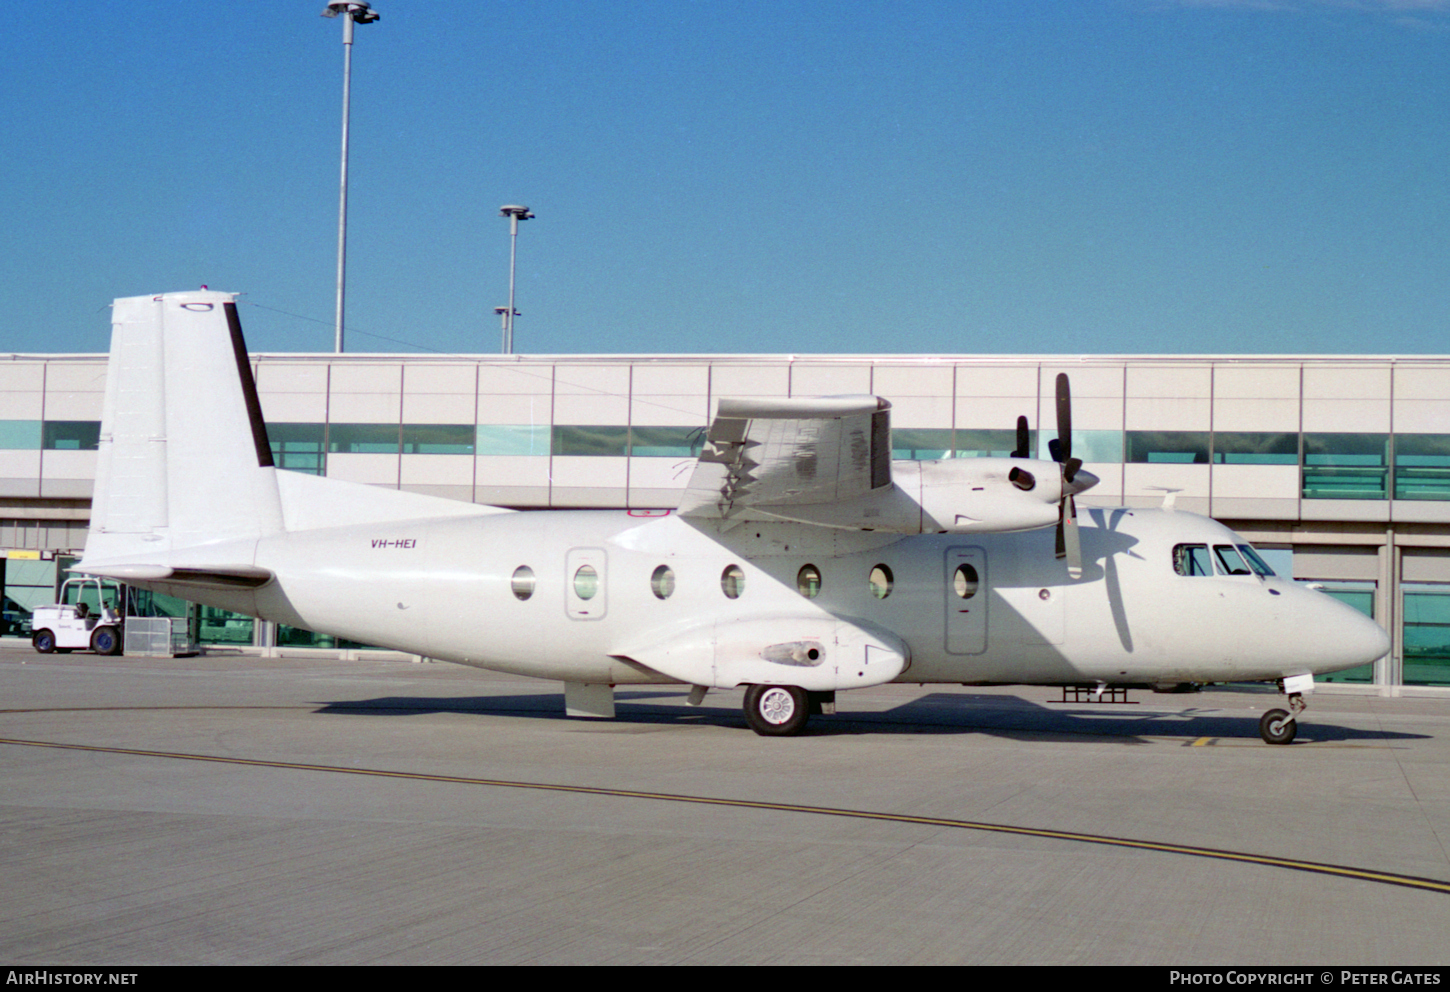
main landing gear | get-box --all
[1259,689,1308,745]
[742,685,834,737]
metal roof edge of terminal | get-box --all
[7,351,1450,364]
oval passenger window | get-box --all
[573,564,599,600]
[721,564,745,600]
[953,564,979,599]
[511,565,535,601]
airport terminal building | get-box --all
[3,349,1448,690]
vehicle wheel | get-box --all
[32,629,56,654]
[90,626,121,656]
[1259,708,1297,745]
[743,684,810,737]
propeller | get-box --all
[1052,373,1085,580]
[1011,415,1030,460]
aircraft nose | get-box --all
[1309,593,1390,673]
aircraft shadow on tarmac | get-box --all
[312,691,1429,745]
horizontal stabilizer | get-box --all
[79,563,274,589]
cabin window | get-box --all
[1172,544,1213,576]
[573,564,599,600]
[869,564,894,600]
[511,566,536,600]
[953,564,979,599]
[797,564,821,598]
[1213,545,1252,576]
[721,564,745,599]
[651,564,676,599]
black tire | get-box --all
[1259,708,1297,745]
[90,626,121,656]
[32,629,56,654]
[743,684,810,737]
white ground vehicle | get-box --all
[30,577,124,655]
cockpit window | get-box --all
[1236,544,1275,577]
[1173,544,1214,576]
[1213,545,1253,576]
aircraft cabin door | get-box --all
[566,547,607,620]
[945,546,988,655]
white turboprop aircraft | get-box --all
[63,291,1389,744]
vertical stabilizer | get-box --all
[85,291,285,562]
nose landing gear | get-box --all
[1259,689,1308,745]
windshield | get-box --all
[1236,544,1276,577]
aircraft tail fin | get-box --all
[84,291,286,563]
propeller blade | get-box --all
[1062,494,1082,580]
[1055,373,1072,465]
[1012,415,1029,459]
[1064,456,1082,485]
[1048,437,1063,463]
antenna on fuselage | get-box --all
[1146,486,1182,511]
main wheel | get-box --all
[1259,708,1297,745]
[90,626,121,656]
[743,684,810,737]
[32,629,56,654]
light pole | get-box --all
[322,1,380,354]
[499,205,534,353]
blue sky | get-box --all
[3,0,1448,356]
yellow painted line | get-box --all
[1191,737,1214,747]
[4,735,1448,897]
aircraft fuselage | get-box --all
[148,504,1387,690]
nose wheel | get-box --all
[1259,691,1307,745]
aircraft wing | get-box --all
[677,395,892,521]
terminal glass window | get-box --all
[275,625,376,650]
[1038,430,1123,464]
[197,605,255,646]
[629,426,705,458]
[401,424,475,455]
[1403,586,1450,686]
[950,429,1030,459]
[1212,432,1298,465]
[1314,581,1376,684]
[269,423,326,475]
[328,424,401,454]
[1126,431,1209,464]
[552,425,629,457]
[1394,435,1450,501]
[476,425,550,457]
[42,421,100,451]
[1303,434,1388,500]
[0,421,42,450]
[894,428,956,460]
